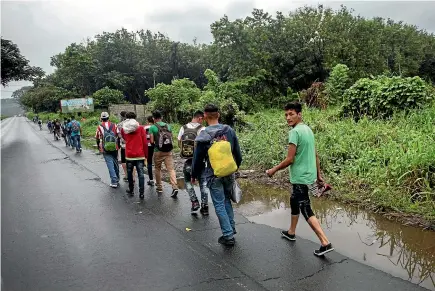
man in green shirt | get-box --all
[266,102,334,257]
[149,110,178,197]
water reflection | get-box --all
[236,180,435,290]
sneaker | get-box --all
[314,243,334,256]
[110,183,118,188]
[171,189,178,198]
[281,230,296,241]
[147,180,155,186]
[139,193,144,199]
[126,189,134,195]
[156,187,163,194]
[123,177,128,182]
[200,204,209,216]
[191,200,200,212]
[218,236,235,246]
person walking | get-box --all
[266,102,334,256]
[178,110,209,215]
[149,111,178,196]
[53,119,61,140]
[117,111,129,181]
[143,116,155,186]
[95,112,119,188]
[121,112,148,199]
[61,118,70,146]
[68,116,82,153]
[191,104,242,246]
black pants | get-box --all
[147,145,154,180]
[127,160,145,194]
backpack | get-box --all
[207,126,237,177]
[180,124,202,158]
[101,123,117,152]
[71,121,80,133]
[155,123,173,152]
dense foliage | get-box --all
[342,76,434,118]
[1,38,44,86]
[239,108,435,221]
[91,87,125,108]
[324,64,351,105]
[146,70,245,125]
[14,4,435,114]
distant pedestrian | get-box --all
[178,110,209,214]
[266,102,334,256]
[61,118,70,146]
[192,104,242,246]
[143,115,155,186]
[66,118,73,148]
[149,110,178,196]
[96,112,119,188]
[68,116,82,153]
[121,112,148,199]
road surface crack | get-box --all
[296,258,348,282]
[171,276,245,291]
[261,276,281,282]
[41,157,69,164]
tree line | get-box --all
[7,5,435,113]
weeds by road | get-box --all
[27,106,435,227]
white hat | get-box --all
[101,112,109,119]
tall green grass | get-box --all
[239,106,435,221]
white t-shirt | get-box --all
[177,122,205,141]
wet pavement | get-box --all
[238,181,435,290]
[1,116,429,290]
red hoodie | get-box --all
[121,119,148,160]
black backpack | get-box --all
[180,124,202,158]
[155,123,173,152]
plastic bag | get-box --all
[230,180,242,203]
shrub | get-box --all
[91,87,125,108]
[342,76,434,118]
[146,78,202,123]
[325,64,351,105]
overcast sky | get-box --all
[1,0,434,98]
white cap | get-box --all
[101,112,109,119]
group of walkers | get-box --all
[46,117,83,152]
[36,102,334,256]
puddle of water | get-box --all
[236,180,435,290]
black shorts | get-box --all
[121,148,126,163]
[290,184,315,220]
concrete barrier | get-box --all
[108,104,151,124]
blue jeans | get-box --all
[103,152,119,184]
[127,159,145,193]
[184,159,209,204]
[208,175,235,238]
[71,135,81,151]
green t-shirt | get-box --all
[149,121,172,152]
[288,123,317,185]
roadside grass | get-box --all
[238,106,435,222]
[1,115,8,120]
[27,106,435,222]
